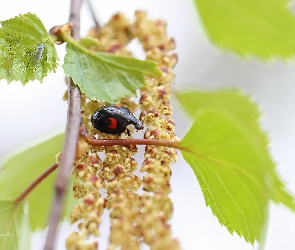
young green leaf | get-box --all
[0,201,31,250]
[63,35,161,102]
[194,0,295,58]
[0,13,58,83]
[176,89,295,210]
[0,134,77,230]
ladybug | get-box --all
[91,104,144,135]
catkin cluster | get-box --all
[66,11,180,250]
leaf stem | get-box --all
[14,163,58,204]
[61,31,92,54]
[44,0,83,249]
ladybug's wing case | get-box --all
[101,114,127,134]
[91,107,127,134]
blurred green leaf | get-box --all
[194,0,295,58]
[0,12,58,83]
[0,133,77,230]
[78,37,100,48]
[0,201,31,250]
[63,35,161,102]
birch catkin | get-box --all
[66,11,180,250]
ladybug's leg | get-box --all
[126,129,131,137]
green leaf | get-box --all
[176,89,295,209]
[0,201,31,250]
[194,0,295,58]
[0,133,77,230]
[176,89,295,244]
[63,35,161,102]
[0,13,58,83]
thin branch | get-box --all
[44,0,83,249]
[86,0,101,29]
[14,163,58,204]
[69,0,84,37]
[86,137,186,151]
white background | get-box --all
[0,0,295,249]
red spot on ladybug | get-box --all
[108,117,118,129]
[91,104,144,135]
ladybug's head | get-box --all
[133,118,144,131]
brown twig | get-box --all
[86,137,185,150]
[44,0,83,249]
[14,163,58,204]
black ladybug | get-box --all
[91,104,144,135]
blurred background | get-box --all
[0,0,294,249]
